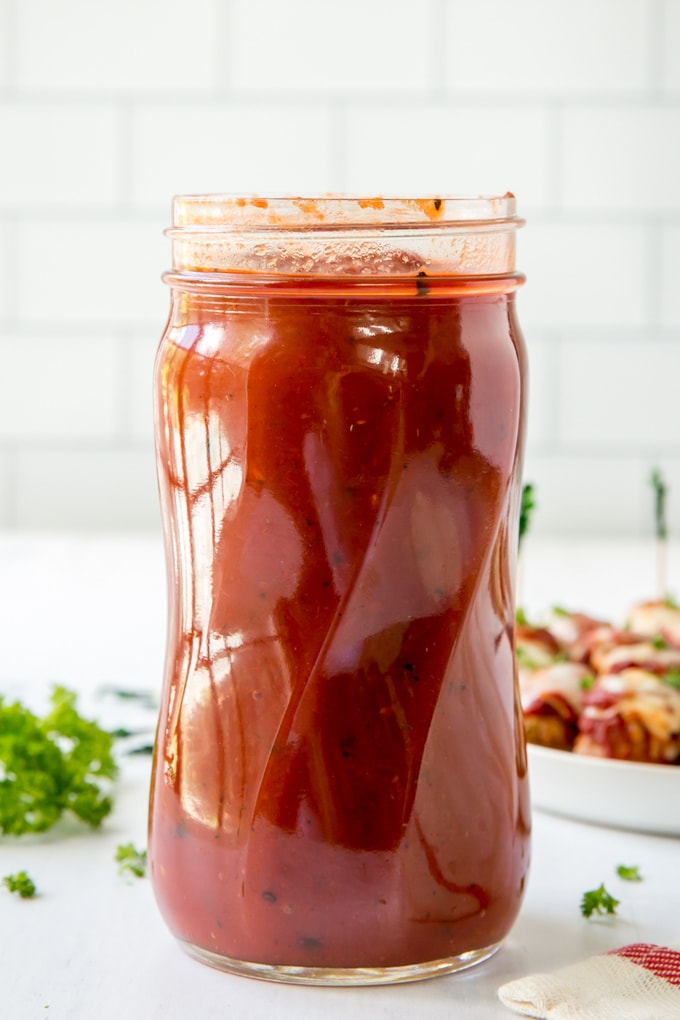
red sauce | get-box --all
[150,273,530,972]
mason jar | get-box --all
[149,195,530,985]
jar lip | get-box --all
[170,194,523,232]
[168,194,523,277]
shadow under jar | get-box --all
[149,195,531,986]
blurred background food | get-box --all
[0,0,678,534]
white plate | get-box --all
[527,743,680,836]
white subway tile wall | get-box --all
[663,0,680,92]
[0,221,7,318]
[229,0,434,96]
[344,104,551,207]
[15,218,168,325]
[558,338,680,449]
[661,226,680,327]
[123,331,158,444]
[0,334,119,440]
[518,221,649,330]
[0,0,678,536]
[130,104,336,204]
[0,103,119,208]
[14,0,221,95]
[15,449,160,530]
[563,106,680,213]
[0,4,9,92]
[445,0,651,95]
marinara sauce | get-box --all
[150,196,530,984]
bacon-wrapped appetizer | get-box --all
[590,639,680,677]
[543,608,632,668]
[520,661,593,752]
[543,608,608,649]
[625,599,680,649]
[574,668,680,765]
[515,619,564,670]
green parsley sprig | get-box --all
[0,686,118,836]
[519,483,536,549]
[651,469,668,543]
[616,864,643,882]
[650,468,669,599]
[580,883,620,919]
[115,843,147,878]
[3,871,36,898]
[663,670,680,692]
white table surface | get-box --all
[1,532,678,1020]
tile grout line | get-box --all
[6,445,19,529]
[544,99,564,215]
[113,332,132,446]
[329,100,347,192]
[549,332,565,453]
[644,218,664,332]
[114,100,134,211]
[214,0,233,96]
[6,90,680,109]
[647,0,666,95]
[3,0,17,94]
[2,213,19,324]
[428,0,449,100]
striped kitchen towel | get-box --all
[498,943,680,1019]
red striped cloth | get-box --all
[608,943,680,986]
[498,943,680,1019]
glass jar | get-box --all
[149,195,530,986]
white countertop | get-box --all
[1,533,678,1020]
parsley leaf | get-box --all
[3,871,36,898]
[651,469,668,542]
[616,864,643,882]
[0,686,118,836]
[663,670,680,692]
[115,843,147,878]
[580,883,620,918]
[519,483,535,548]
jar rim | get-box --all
[167,194,523,278]
[170,194,523,232]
